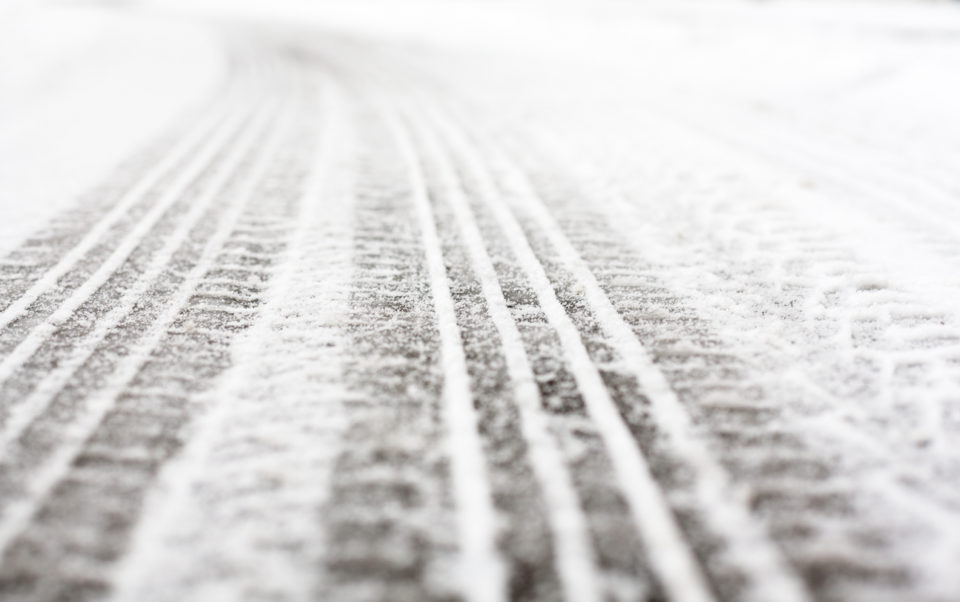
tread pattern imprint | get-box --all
[2,23,960,602]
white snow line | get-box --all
[383,108,506,602]
[404,107,602,602]
[0,93,238,330]
[425,105,718,602]
[437,105,812,602]
[0,93,293,561]
[108,75,346,602]
[0,99,255,388]
[0,98,275,459]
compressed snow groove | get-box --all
[443,113,811,602]
[500,106,960,601]
[405,106,603,602]
[0,110,293,600]
[0,46,299,599]
[312,99,462,602]
[0,101,263,459]
[405,115,570,601]
[5,8,960,602]
[388,105,508,602]
[0,98,231,330]
[0,102,218,310]
[412,103,718,602]
[439,138,664,602]
[109,73,347,602]
[0,92,252,367]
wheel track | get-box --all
[0,45,261,348]
[333,42,745,601]
[411,109,663,602]
[410,103,725,602]
[491,105,960,600]
[0,106,211,305]
[316,98,463,602]
[423,96,818,602]
[0,99,268,454]
[0,62,303,600]
[0,40,262,310]
[108,73,351,602]
[6,22,956,602]
[0,95,256,394]
[322,46,661,601]
[337,47,819,600]
[386,104,508,602]
[402,111,576,602]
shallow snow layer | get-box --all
[3,1,960,601]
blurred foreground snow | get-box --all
[2,1,960,601]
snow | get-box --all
[0,4,224,257]
[2,0,960,600]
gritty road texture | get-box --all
[3,2,960,601]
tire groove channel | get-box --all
[0,79,299,601]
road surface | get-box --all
[2,1,960,601]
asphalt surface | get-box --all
[3,3,960,601]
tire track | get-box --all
[502,108,960,601]
[0,39,263,312]
[0,52,259,348]
[405,104,721,602]
[339,45,667,601]
[419,96,817,602]
[0,96,255,394]
[0,68,301,600]
[402,107,602,602]
[0,99,219,309]
[404,115,563,601]
[0,99,266,457]
[8,18,956,602]
[387,104,518,602]
[315,97,465,602]
[384,104,506,602]
[408,109,665,602]
[108,75,351,602]
[0,45,274,438]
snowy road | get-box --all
[3,1,960,601]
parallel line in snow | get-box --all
[0,92,241,329]
[383,107,507,602]
[0,101,276,460]
[422,104,718,602]
[437,103,812,602]
[514,110,960,560]
[0,99,255,387]
[108,76,344,602]
[402,106,602,602]
[0,96,292,562]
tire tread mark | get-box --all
[318,101,459,602]
[384,105,506,602]
[0,99,253,389]
[0,91,297,601]
[419,105,720,602]
[404,106,602,602]
[107,76,344,602]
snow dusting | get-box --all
[1,0,960,601]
